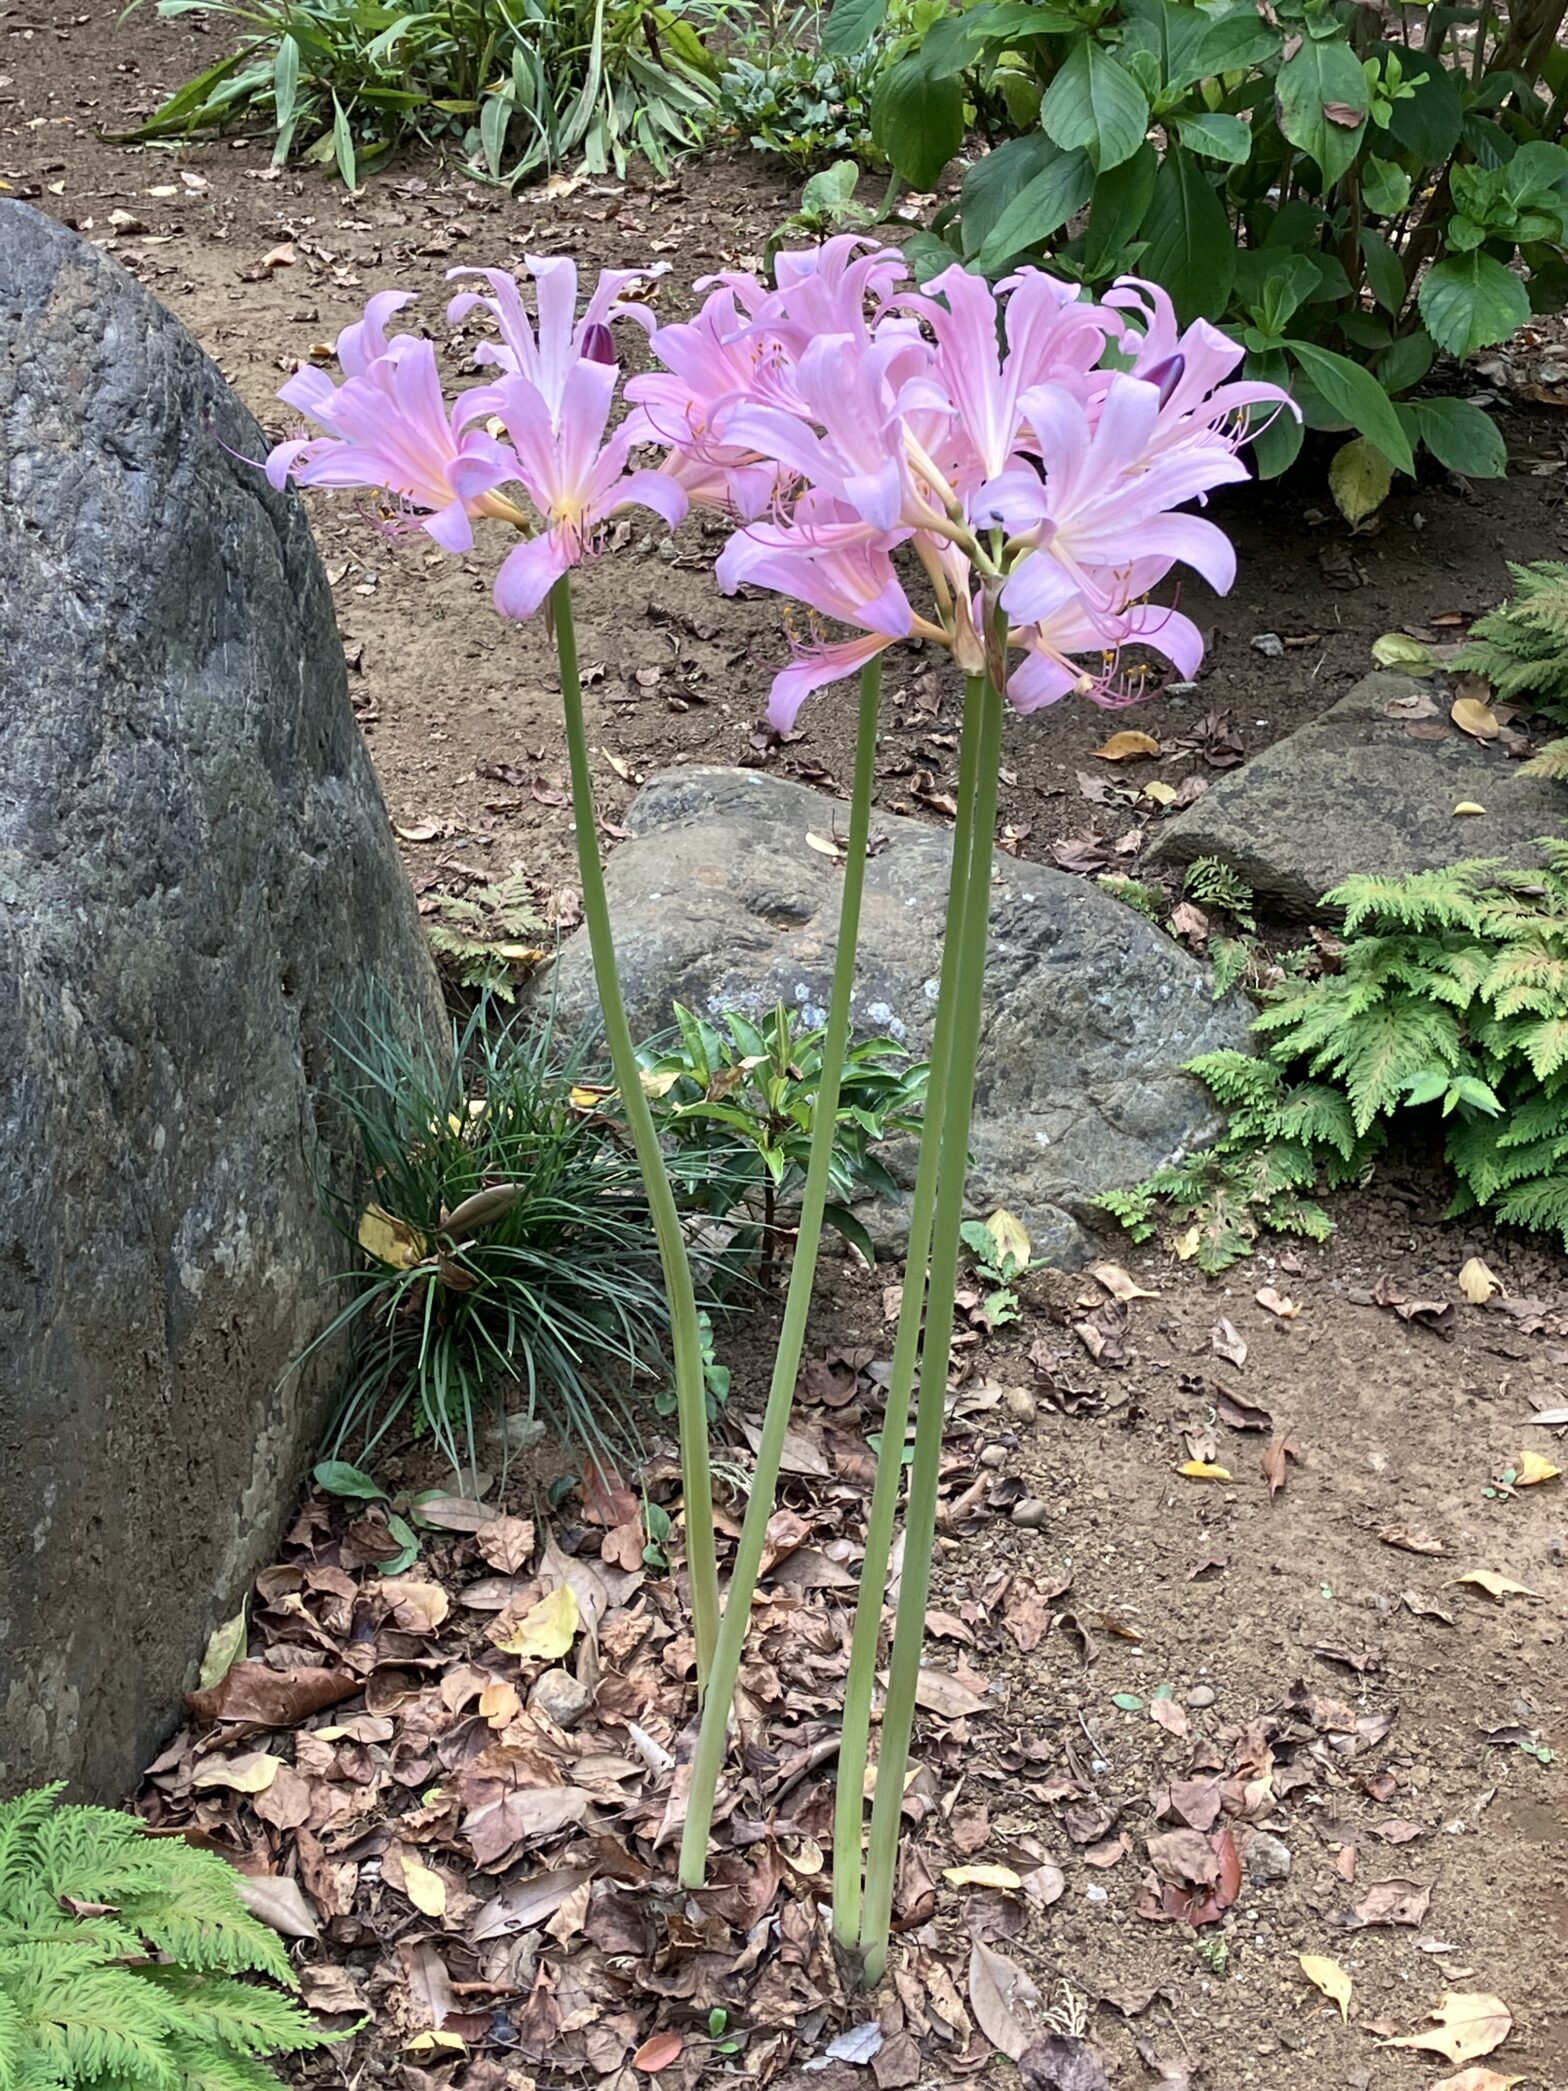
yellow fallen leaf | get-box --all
[1455,1570,1540,1602]
[1171,1224,1200,1261]
[494,1583,580,1659]
[401,1851,448,1920]
[639,1068,681,1098]
[191,1752,282,1795]
[1330,436,1393,527]
[1300,1954,1352,2021]
[1372,631,1437,675]
[1179,1460,1234,1482]
[1093,729,1161,762]
[1383,1993,1512,2066]
[405,2034,468,2059]
[1091,1261,1155,1301]
[781,1836,824,1876]
[1453,801,1486,816]
[358,1205,429,1269]
[806,831,845,859]
[569,1083,611,1110]
[479,1678,522,1725]
[198,1607,248,1692]
[1458,1256,1500,1304]
[943,1864,1023,1890]
[1429,2071,1524,2091]
[1515,1449,1560,1486]
[1143,779,1178,806]
[985,1208,1031,1270]
[1451,696,1501,740]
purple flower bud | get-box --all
[581,322,616,366]
[1145,353,1185,409]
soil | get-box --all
[8,7,1568,2088]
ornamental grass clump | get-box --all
[265,238,1289,1982]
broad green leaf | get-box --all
[872,54,964,190]
[1041,41,1149,174]
[801,158,860,214]
[1408,396,1507,477]
[1119,0,1209,93]
[1285,337,1414,472]
[479,88,510,178]
[1360,228,1405,314]
[1084,141,1157,273]
[1233,248,1320,334]
[1418,251,1531,357]
[314,1459,387,1500]
[1384,49,1463,164]
[821,0,888,56]
[1362,155,1411,216]
[1376,327,1434,395]
[1191,7,1282,78]
[974,143,1094,269]
[904,228,964,282]
[960,129,1056,257]
[1139,146,1235,320]
[1176,111,1252,164]
[1276,35,1368,188]
[1328,437,1393,525]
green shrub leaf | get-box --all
[1408,396,1508,478]
[871,53,964,188]
[1040,39,1149,173]
[1418,251,1533,358]
[1285,338,1414,472]
[1139,145,1235,320]
[1276,34,1368,189]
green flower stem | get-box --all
[829,667,988,1954]
[552,576,719,1692]
[859,668,1003,1985]
[677,658,884,1891]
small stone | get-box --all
[528,1668,592,1731]
[1002,1387,1038,1423]
[1010,1497,1051,1529]
[978,1443,1008,1470]
[1250,631,1285,658]
[1084,1884,1108,1904]
[1244,1831,1292,1885]
[1185,1684,1217,1708]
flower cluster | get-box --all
[265,241,1295,729]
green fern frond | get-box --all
[1325,864,1494,936]
[0,1791,332,2091]
[1493,1172,1568,1245]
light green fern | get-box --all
[1103,848,1568,1267]
[425,870,549,1003]
[0,1787,339,2091]
[1454,561,1568,721]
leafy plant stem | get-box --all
[828,661,987,1954]
[676,657,883,1892]
[552,574,719,1690]
[857,667,1003,1986]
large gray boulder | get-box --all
[1149,670,1564,917]
[0,203,440,1798]
[543,766,1250,1265]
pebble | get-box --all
[1084,1885,1108,1904]
[1002,1387,1038,1423]
[1185,1684,1217,1708]
[978,1443,1009,1469]
[1244,1831,1292,1885]
[1010,1497,1050,1529]
[528,1668,592,1732]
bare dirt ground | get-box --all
[8,6,1568,2088]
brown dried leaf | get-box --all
[186,1663,358,1728]
[1349,1878,1432,1928]
[476,1516,536,1574]
[1384,1994,1512,2066]
[967,1940,1040,2061]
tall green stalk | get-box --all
[551,576,719,1689]
[858,669,1003,1985]
[677,659,884,1890]
[830,669,988,1952]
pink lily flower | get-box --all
[491,357,688,620]
[1004,557,1206,713]
[266,295,518,553]
[1105,278,1298,452]
[986,374,1251,624]
[626,286,780,520]
[902,263,1113,488]
[715,493,930,729]
[446,257,661,417]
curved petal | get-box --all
[612,466,689,533]
[495,531,573,622]
[766,632,891,731]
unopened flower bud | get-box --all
[1145,354,1185,408]
[580,322,616,366]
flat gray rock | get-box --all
[0,202,440,1796]
[1148,670,1563,917]
[543,766,1250,1265]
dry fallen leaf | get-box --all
[944,1864,1023,1890]
[357,1204,429,1270]
[805,831,845,860]
[1300,1954,1352,2021]
[631,2031,684,2074]
[1383,1994,1512,2066]
[493,1582,581,1658]
[1093,729,1161,762]
[1380,1524,1447,1556]
[1455,1570,1540,1602]
[968,1939,1040,2060]
[1451,696,1501,740]
[1017,2034,1112,2091]
[1428,2072,1523,2091]
[1350,1877,1432,1928]
[1178,1460,1234,1482]
[1261,1434,1301,1499]
[1091,1262,1155,1301]
[233,1872,320,1940]
[1210,1317,1248,1367]
[1458,1256,1500,1304]
[1255,1285,1298,1318]
[190,1751,281,1795]
[1515,1449,1561,1486]
[400,1851,448,1920]
[1453,800,1487,816]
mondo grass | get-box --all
[305,993,687,1483]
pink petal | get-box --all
[495,531,573,622]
